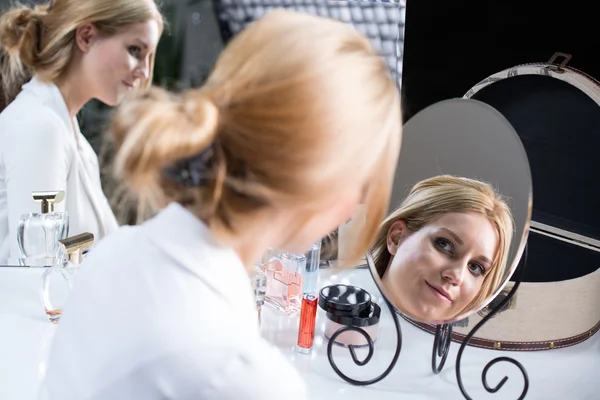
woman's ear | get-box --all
[386,219,407,255]
[75,22,99,53]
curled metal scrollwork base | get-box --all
[326,297,402,386]
[326,247,530,399]
[432,323,453,374]
[455,244,530,400]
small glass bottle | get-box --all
[40,262,73,323]
[303,241,321,296]
[40,232,94,323]
[17,191,69,265]
[262,249,305,315]
[251,264,267,327]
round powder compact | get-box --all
[319,284,381,347]
[318,284,372,316]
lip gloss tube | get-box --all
[296,241,321,354]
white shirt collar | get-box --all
[21,75,75,135]
[143,202,256,314]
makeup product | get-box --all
[296,295,318,352]
[17,191,69,263]
[296,241,321,354]
[262,249,305,314]
[40,232,94,323]
[319,284,381,347]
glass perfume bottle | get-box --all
[40,232,94,323]
[262,249,305,315]
[17,191,69,264]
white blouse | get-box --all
[0,76,118,263]
[39,202,308,400]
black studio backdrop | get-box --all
[401,1,600,284]
[401,0,600,120]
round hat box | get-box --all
[404,52,600,351]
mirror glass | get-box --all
[368,98,532,324]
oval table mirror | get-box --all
[368,98,533,325]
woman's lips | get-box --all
[122,81,134,89]
[425,281,452,303]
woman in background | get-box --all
[372,175,515,323]
[0,0,163,262]
[40,10,402,400]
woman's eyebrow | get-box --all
[134,38,149,49]
[476,255,493,266]
[441,228,463,245]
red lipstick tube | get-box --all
[296,293,318,353]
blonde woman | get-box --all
[0,0,163,262]
[40,10,401,400]
[372,175,514,323]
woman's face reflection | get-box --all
[382,212,499,322]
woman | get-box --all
[372,175,514,323]
[0,0,163,262]
[40,10,401,400]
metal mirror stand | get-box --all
[326,245,530,400]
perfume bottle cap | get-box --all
[32,191,65,214]
[59,232,94,265]
[318,284,372,317]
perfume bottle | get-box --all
[17,191,69,264]
[40,232,94,323]
[262,249,305,315]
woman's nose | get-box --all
[441,262,467,286]
[134,58,150,80]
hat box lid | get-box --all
[406,52,600,351]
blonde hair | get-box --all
[0,0,163,108]
[372,175,515,316]
[108,10,401,263]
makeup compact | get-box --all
[319,284,381,348]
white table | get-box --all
[1,267,598,400]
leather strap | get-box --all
[401,314,600,351]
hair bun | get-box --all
[0,7,37,54]
[111,86,220,193]
[181,91,219,127]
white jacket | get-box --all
[0,76,119,262]
[39,202,308,400]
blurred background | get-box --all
[1,0,596,223]
[0,0,407,224]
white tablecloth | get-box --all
[0,267,598,400]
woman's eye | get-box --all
[469,263,485,276]
[435,238,453,252]
[128,46,141,57]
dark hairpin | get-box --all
[164,145,215,187]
